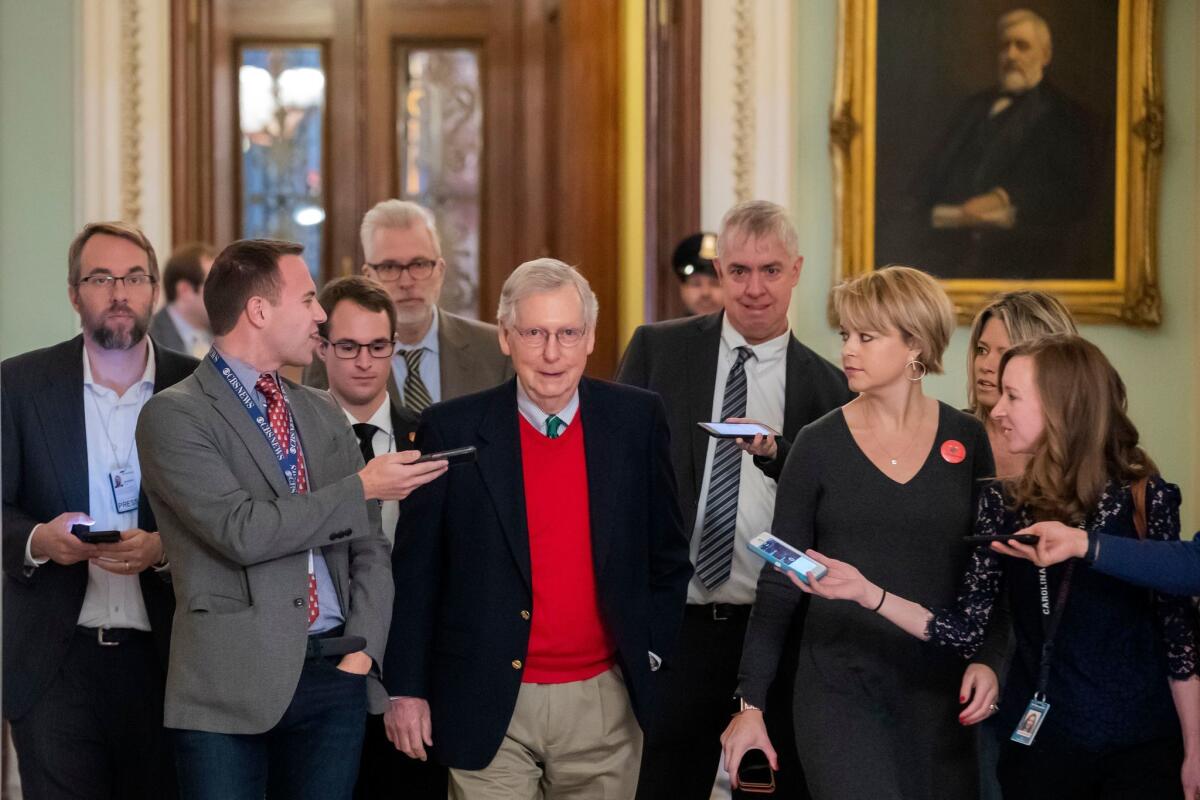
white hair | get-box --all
[496,258,599,330]
[717,200,800,260]
[359,199,441,260]
[999,8,1053,60]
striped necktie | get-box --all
[399,348,433,412]
[695,345,755,590]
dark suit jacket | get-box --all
[2,336,198,721]
[304,308,514,416]
[149,307,187,353]
[385,377,692,769]
[615,312,852,534]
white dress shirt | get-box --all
[344,394,400,546]
[688,317,789,605]
[392,309,442,404]
[515,379,579,436]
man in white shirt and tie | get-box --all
[313,275,444,800]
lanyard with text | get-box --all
[208,350,317,583]
[1010,560,1076,746]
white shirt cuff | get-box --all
[24,525,49,568]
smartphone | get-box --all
[963,533,1039,545]
[746,532,828,583]
[697,421,778,440]
[414,445,477,466]
[737,748,776,794]
[71,524,121,544]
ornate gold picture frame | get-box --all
[831,0,1162,325]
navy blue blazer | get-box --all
[384,377,692,770]
[2,336,198,720]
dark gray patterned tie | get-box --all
[399,348,433,412]
[695,345,754,589]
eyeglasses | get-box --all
[366,259,438,281]
[512,326,587,349]
[75,273,158,291]
[323,338,395,359]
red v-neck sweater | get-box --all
[518,412,615,683]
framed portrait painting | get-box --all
[832,0,1163,324]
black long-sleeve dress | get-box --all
[738,403,999,800]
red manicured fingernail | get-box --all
[959,696,965,702]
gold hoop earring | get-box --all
[905,359,927,382]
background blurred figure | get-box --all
[150,242,216,358]
[966,290,1077,477]
[672,232,724,317]
[4,221,196,799]
[306,200,511,410]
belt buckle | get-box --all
[96,626,119,647]
[711,604,731,622]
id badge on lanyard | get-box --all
[1010,562,1076,746]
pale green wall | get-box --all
[0,0,79,359]
[790,1,1200,533]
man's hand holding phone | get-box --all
[384,696,433,760]
[29,512,100,566]
[359,450,448,502]
[92,529,164,575]
[721,706,778,791]
[726,417,779,460]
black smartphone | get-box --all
[72,525,121,544]
[414,446,477,466]
[963,533,1039,545]
[737,748,776,794]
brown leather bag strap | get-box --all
[1131,476,1149,540]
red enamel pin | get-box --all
[940,440,966,464]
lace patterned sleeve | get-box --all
[1145,478,1198,679]
[925,482,1007,659]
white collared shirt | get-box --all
[688,317,789,605]
[392,309,442,404]
[343,394,400,546]
[64,341,158,629]
[166,305,213,358]
[516,379,580,437]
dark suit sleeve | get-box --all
[646,396,693,663]
[614,325,649,388]
[1092,536,1200,596]
[752,438,790,482]
[136,392,375,566]
[384,414,448,698]
[2,378,39,583]
[737,431,820,709]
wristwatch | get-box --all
[735,696,761,714]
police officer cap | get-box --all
[672,233,718,282]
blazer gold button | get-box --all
[293,598,304,608]
[511,659,522,670]
[520,610,531,620]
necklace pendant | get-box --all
[890,458,898,466]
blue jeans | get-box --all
[174,657,368,800]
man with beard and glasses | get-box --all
[2,221,199,799]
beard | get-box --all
[85,302,150,350]
[999,63,1043,94]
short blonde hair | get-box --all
[497,258,598,330]
[717,200,799,260]
[828,266,955,373]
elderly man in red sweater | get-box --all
[384,258,692,798]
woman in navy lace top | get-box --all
[789,335,1200,799]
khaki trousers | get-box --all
[449,667,643,800]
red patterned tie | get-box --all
[255,374,317,624]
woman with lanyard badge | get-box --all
[787,334,1200,799]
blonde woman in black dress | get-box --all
[722,267,1000,799]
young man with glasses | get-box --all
[385,258,692,799]
[617,201,852,800]
[313,275,447,800]
[306,200,511,412]
[2,221,200,798]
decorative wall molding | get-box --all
[120,0,143,224]
[731,0,754,204]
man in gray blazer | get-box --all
[305,200,511,408]
[136,238,448,800]
[148,242,215,357]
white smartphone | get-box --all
[697,421,778,439]
[746,532,828,583]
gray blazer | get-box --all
[149,307,187,353]
[136,358,393,734]
[305,307,513,413]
